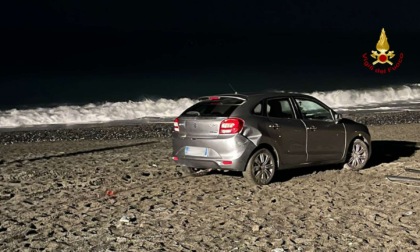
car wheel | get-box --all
[346,139,369,170]
[243,148,276,185]
[177,166,210,176]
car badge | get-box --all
[193,123,197,128]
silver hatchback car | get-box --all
[172,93,371,185]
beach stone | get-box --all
[272,248,285,252]
[293,237,311,245]
[0,193,15,200]
[119,216,130,223]
[141,171,151,177]
[122,174,131,181]
[117,237,127,243]
[252,225,260,232]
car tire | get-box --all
[177,166,210,176]
[345,139,369,170]
[243,148,276,185]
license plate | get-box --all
[185,146,209,157]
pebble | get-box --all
[403,211,414,216]
[252,225,260,232]
[117,237,127,243]
[272,248,285,252]
[119,216,130,223]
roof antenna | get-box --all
[228,83,238,94]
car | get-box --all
[172,92,371,185]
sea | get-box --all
[0,83,419,128]
[2,31,420,128]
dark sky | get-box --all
[2,1,419,33]
[1,1,420,107]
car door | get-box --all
[264,98,307,166]
[294,98,346,163]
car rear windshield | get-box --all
[182,97,244,117]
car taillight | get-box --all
[174,118,179,132]
[219,118,244,134]
[209,96,220,100]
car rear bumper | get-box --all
[172,134,256,171]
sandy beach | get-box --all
[1,120,420,251]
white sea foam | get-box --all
[0,98,196,127]
[0,84,419,127]
[308,84,420,109]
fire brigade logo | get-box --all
[362,28,403,74]
[371,28,394,65]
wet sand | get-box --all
[0,123,419,251]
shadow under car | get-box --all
[194,140,420,184]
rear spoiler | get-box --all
[198,95,247,102]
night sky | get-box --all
[1,1,420,108]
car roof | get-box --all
[199,92,315,101]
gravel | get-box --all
[0,123,172,145]
[344,111,420,126]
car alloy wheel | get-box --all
[346,139,369,170]
[243,148,276,185]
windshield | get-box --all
[182,98,243,117]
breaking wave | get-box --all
[308,84,420,109]
[0,84,419,127]
[0,98,196,128]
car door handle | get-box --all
[269,123,280,129]
[306,126,317,131]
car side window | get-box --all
[266,99,294,119]
[253,103,263,116]
[295,99,333,121]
